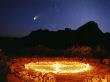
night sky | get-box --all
[0,0,110,37]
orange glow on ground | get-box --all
[8,58,110,82]
[24,61,92,74]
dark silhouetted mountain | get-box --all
[75,21,103,46]
[76,21,103,36]
[0,21,110,56]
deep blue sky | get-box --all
[0,0,110,37]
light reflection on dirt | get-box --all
[7,57,110,82]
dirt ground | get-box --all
[7,57,110,82]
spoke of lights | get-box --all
[25,62,92,74]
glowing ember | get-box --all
[25,62,92,74]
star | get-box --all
[54,4,60,13]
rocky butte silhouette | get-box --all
[76,21,103,38]
[0,21,110,57]
[75,21,104,46]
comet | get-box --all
[33,16,40,22]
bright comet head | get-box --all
[33,16,39,21]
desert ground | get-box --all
[6,57,110,82]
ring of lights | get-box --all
[25,62,92,74]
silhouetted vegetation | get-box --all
[0,49,8,82]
